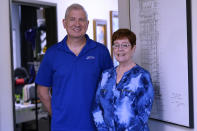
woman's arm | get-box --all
[128,72,154,130]
[138,72,154,122]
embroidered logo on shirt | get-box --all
[86,56,95,60]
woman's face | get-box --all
[113,38,136,64]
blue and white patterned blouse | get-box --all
[92,64,154,131]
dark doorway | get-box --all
[11,1,57,131]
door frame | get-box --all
[10,0,57,130]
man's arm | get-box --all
[37,85,52,115]
[101,46,113,71]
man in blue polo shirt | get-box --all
[35,3,113,131]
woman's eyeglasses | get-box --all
[112,43,131,49]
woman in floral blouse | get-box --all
[92,29,154,131]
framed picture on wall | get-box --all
[110,11,119,65]
[110,11,119,41]
[129,0,193,128]
[93,19,107,46]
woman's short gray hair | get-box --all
[65,3,88,20]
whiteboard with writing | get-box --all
[129,0,193,127]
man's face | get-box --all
[63,9,89,39]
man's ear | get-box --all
[87,20,89,27]
[62,19,66,29]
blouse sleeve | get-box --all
[129,72,154,130]
[92,75,109,131]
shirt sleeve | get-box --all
[128,72,154,130]
[92,73,109,131]
[100,46,113,72]
[35,50,53,87]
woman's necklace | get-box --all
[116,63,136,84]
[118,63,136,74]
[116,66,124,84]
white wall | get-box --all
[118,0,130,29]
[118,0,197,131]
[33,0,118,54]
[0,0,14,131]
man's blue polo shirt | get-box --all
[35,34,113,131]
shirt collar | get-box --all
[60,34,97,55]
[113,64,139,76]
